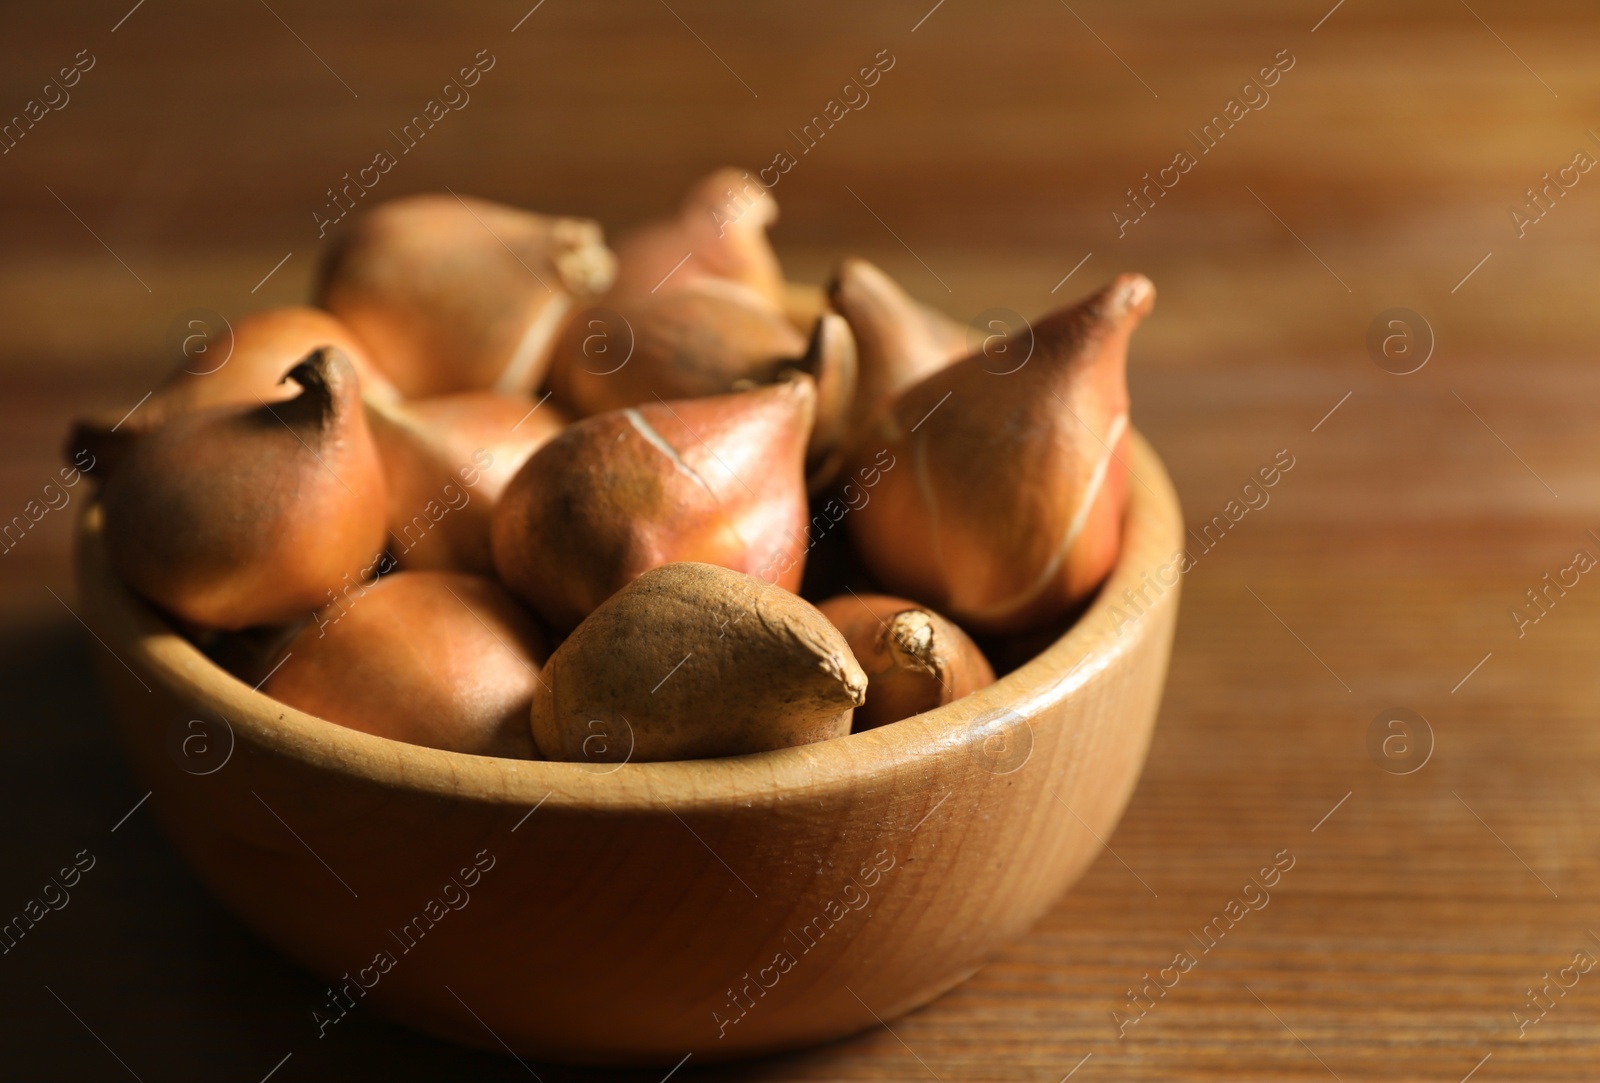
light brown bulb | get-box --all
[548,282,854,485]
[827,257,968,447]
[491,378,816,630]
[548,278,807,417]
[817,593,995,730]
[317,193,616,398]
[66,306,394,477]
[264,571,548,759]
[531,562,866,762]
[607,167,785,306]
[846,273,1154,635]
[791,312,858,489]
[101,349,389,630]
[367,391,568,574]
[672,275,856,488]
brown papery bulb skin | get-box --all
[607,167,785,307]
[548,278,806,419]
[492,378,816,631]
[828,257,968,446]
[531,562,866,762]
[846,273,1154,636]
[101,349,389,631]
[798,312,860,490]
[317,194,616,398]
[547,282,853,485]
[368,391,567,575]
[65,306,394,478]
[817,593,996,731]
[264,571,548,759]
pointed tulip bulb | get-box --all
[531,562,866,762]
[827,257,968,443]
[264,571,549,759]
[548,278,807,418]
[846,273,1154,635]
[317,194,616,398]
[66,306,394,478]
[608,167,785,307]
[101,348,389,630]
[367,391,568,574]
[491,378,816,630]
[793,312,859,489]
[817,593,995,730]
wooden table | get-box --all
[4,1,1600,1078]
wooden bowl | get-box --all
[74,429,1182,1066]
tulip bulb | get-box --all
[846,273,1154,635]
[787,312,859,489]
[264,571,548,758]
[67,306,394,478]
[101,348,388,630]
[548,286,853,486]
[827,257,967,450]
[317,194,616,398]
[367,391,567,574]
[817,593,995,730]
[492,378,816,630]
[548,277,807,418]
[531,562,866,762]
[607,167,785,307]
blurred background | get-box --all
[4,0,1600,1078]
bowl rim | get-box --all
[77,429,1181,813]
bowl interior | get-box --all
[77,428,1181,813]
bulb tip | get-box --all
[828,256,887,302]
[886,610,937,670]
[1108,273,1155,320]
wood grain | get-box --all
[3,0,1600,1078]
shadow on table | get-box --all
[0,618,864,1081]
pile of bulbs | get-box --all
[69,168,1154,764]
